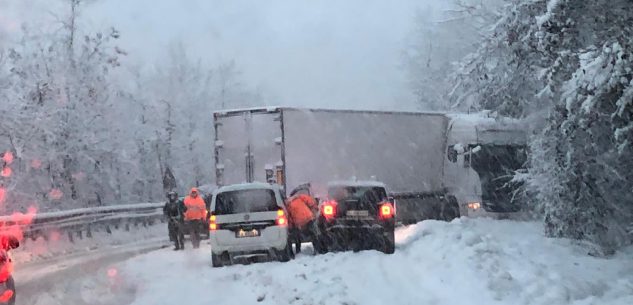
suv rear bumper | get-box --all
[320,218,395,234]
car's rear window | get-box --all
[328,186,387,204]
[214,189,278,215]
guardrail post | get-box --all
[86,224,92,238]
[105,224,112,234]
[77,229,83,240]
[68,231,74,243]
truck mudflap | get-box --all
[392,191,460,224]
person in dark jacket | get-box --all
[163,191,185,250]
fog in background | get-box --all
[2,0,451,110]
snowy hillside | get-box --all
[63,219,631,305]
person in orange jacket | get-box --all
[183,187,207,248]
[286,184,318,254]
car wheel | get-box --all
[277,242,293,262]
[382,229,395,254]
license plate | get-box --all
[346,210,369,217]
[236,229,260,238]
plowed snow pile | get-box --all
[115,218,633,305]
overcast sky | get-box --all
[1,0,445,110]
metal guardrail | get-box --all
[0,203,166,243]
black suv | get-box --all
[315,181,395,254]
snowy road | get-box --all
[17,219,633,305]
[14,237,169,305]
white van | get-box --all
[209,183,293,267]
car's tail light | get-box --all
[209,215,218,231]
[321,200,337,219]
[276,209,288,226]
[379,202,395,219]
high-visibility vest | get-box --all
[184,196,207,220]
[287,194,317,229]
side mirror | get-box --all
[387,196,394,202]
[447,146,458,163]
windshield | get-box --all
[470,145,528,212]
[213,189,278,215]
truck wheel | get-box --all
[441,197,460,221]
[382,230,395,254]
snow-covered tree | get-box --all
[450,0,633,252]
[403,0,506,110]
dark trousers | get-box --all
[168,221,185,249]
[291,220,316,253]
[186,219,203,248]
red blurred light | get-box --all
[276,217,287,226]
[1,151,13,164]
[0,289,13,302]
[107,267,118,278]
[379,202,395,219]
[1,167,11,178]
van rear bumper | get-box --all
[210,226,288,254]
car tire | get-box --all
[382,229,395,254]
[6,276,15,305]
[211,253,224,268]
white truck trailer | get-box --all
[213,107,527,222]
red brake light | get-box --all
[321,200,337,219]
[379,202,394,219]
[276,209,287,226]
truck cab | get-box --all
[444,114,528,218]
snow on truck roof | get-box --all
[213,106,448,117]
[215,182,281,194]
[213,107,526,126]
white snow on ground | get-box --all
[103,218,633,305]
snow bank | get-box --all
[109,218,633,305]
